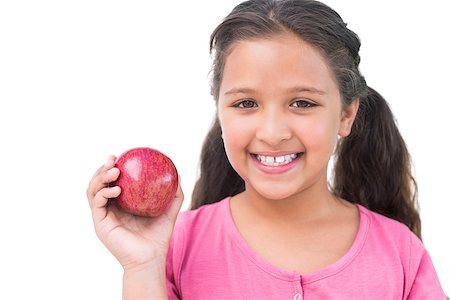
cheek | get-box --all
[220,114,254,160]
[300,115,339,154]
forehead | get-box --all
[220,33,338,96]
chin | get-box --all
[251,185,299,201]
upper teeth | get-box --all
[256,153,298,166]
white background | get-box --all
[0,0,448,298]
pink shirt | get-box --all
[166,197,447,299]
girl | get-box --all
[87,0,448,298]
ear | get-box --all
[338,98,359,137]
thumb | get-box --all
[165,175,184,224]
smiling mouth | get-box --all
[251,153,303,167]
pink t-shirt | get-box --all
[166,197,447,299]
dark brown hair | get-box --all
[191,0,421,238]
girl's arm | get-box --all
[86,155,184,299]
[123,261,168,300]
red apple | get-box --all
[112,147,178,217]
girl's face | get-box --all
[217,33,358,201]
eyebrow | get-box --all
[224,86,326,96]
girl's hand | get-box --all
[86,155,184,272]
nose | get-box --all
[255,109,292,146]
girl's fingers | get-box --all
[86,155,119,201]
[92,155,117,181]
[93,186,121,208]
[103,167,120,184]
[91,186,121,223]
[103,155,117,170]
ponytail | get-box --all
[190,117,244,210]
[332,87,421,239]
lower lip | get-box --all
[251,154,302,174]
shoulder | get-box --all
[175,197,230,230]
[358,204,420,246]
[360,206,448,298]
[358,205,443,294]
[358,204,426,272]
[170,197,231,249]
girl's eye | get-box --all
[291,100,316,108]
[234,99,257,109]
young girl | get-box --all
[87,0,448,298]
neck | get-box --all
[238,176,342,226]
